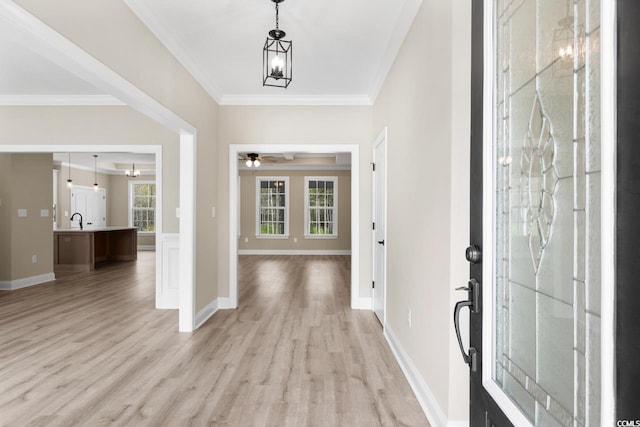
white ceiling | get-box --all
[125,0,422,104]
[0,36,99,96]
[0,0,421,105]
[0,17,120,105]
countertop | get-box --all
[54,226,137,233]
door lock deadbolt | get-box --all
[465,245,482,264]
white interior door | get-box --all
[90,190,106,228]
[71,186,106,228]
[373,129,387,325]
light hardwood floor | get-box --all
[0,253,429,426]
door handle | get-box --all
[377,240,385,245]
[453,278,480,372]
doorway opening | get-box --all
[229,144,361,309]
[0,145,164,297]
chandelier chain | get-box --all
[275,2,279,29]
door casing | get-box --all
[228,144,362,310]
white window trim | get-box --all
[128,180,156,235]
[304,176,338,239]
[255,176,290,238]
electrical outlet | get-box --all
[407,308,412,328]
[32,255,37,264]
[293,237,297,243]
[211,207,216,218]
[244,237,248,243]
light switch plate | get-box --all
[40,209,49,217]
[17,209,27,217]
[176,208,180,218]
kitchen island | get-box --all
[53,227,137,273]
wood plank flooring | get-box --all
[0,253,429,426]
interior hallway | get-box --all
[0,253,428,426]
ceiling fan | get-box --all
[238,153,278,167]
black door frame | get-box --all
[468,0,511,424]
[615,0,640,420]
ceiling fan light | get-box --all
[254,159,261,167]
[246,159,253,167]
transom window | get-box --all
[305,177,338,238]
[129,181,156,233]
[256,177,289,237]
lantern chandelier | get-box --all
[263,0,292,88]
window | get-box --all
[129,181,156,233]
[305,177,338,238]
[256,177,289,237]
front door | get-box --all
[464,0,606,425]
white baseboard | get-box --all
[352,296,372,310]
[194,297,235,329]
[447,421,469,427]
[216,297,234,309]
[195,299,219,329]
[0,272,56,290]
[384,324,449,427]
[137,245,156,251]
[238,249,351,256]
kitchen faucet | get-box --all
[70,212,83,230]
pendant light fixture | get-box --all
[93,155,99,191]
[263,0,292,88]
[66,152,73,188]
[125,162,140,178]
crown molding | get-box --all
[124,0,223,104]
[219,94,373,106]
[0,94,125,106]
[368,0,423,103]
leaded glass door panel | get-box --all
[465,0,603,425]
